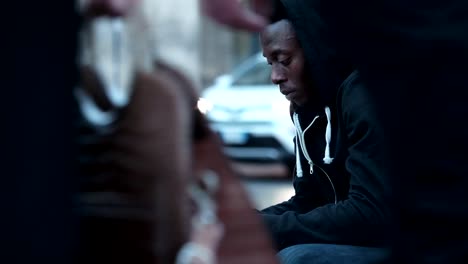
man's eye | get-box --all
[279,58,292,66]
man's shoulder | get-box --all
[338,70,378,122]
[338,70,371,104]
[338,70,363,97]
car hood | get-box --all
[202,85,286,108]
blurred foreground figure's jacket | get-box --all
[75,63,192,263]
[73,16,279,262]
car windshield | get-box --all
[232,60,272,86]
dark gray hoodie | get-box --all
[259,0,390,250]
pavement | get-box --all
[232,161,295,210]
[242,178,294,210]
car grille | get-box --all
[224,135,284,149]
[209,120,272,126]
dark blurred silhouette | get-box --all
[3,2,80,263]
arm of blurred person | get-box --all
[81,0,273,30]
[200,0,274,31]
[79,0,140,17]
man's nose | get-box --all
[271,67,286,85]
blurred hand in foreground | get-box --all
[200,0,273,31]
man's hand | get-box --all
[200,0,273,31]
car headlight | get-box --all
[197,98,213,114]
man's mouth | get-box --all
[280,87,295,96]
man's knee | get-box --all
[278,244,389,264]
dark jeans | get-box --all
[278,244,389,264]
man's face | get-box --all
[260,20,309,106]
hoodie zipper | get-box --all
[315,164,338,204]
[293,113,318,175]
[293,113,337,204]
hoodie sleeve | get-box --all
[260,198,302,215]
[261,74,390,250]
[260,173,323,215]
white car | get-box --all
[198,53,296,172]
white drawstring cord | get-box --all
[293,106,335,175]
[293,113,319,176]
[293,108,337,202]
[323,106,334,164]
[294,135,303,177]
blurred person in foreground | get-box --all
[75,1,215,263]
[259,18,389,264]
[76,1,276,264]
[3,0,266,263]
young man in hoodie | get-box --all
[259,19,390,264]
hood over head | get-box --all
[272,0,354,108]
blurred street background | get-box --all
[144,0,295,209]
